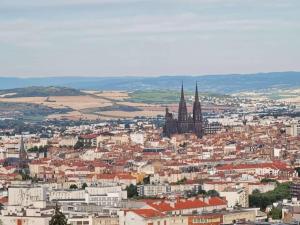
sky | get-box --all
[0,0,299,77]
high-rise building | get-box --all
[163,83,204,138]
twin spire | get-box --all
[178,82,201,122]
[180,82,199,102]
[164,82,204,138]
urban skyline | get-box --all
[1,1,300,225]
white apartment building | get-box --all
[59,136,78,147]
[0,205,53,225]
[130,132,144,145]
[220,188,248,208]
[8,186,47,207]
[286,123,300,137]
[49,186,127,207]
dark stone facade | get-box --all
[163,84,204,138]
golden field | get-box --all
[0,95,112,110]
[0,91,165,120]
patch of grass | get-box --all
[128,90,230,104]
[129,90,182,104]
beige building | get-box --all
[8,186,47,207]
[222,210,256,224]
[118,209,172,225]
[220,188,249,208]
[68,216,119,225]
[0,206,53,225]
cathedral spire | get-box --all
[180,81,184,100]
[195,82,199,102]
[19,136,27,160]
[193,83,202,122]
[193,83,203,138]
[178,82,188,122]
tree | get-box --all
[143,176,150,184]
[82,183,88,189]
[2,160,9,167]
[261,178,278,184]
[249,182,291,210]
[207,190,220,197]
[186,190,198,198]
[126,184,138,198]
[69,184,78,189]
[198,189,207,195]
[176,177,187,184]
[28,146,39,152]
[295,167,300,177]
[74,141,84,149]
[179,142,187,148]
[269,207,282,220]
[50,204,68,225]
[20,171,31,181]
[252,189,261,194]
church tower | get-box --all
[193,83,203,138]
[19,136,27,161]
[18,136,29,175]
[177,83,189,133]
[163,83,205,139]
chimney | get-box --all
[204,196,210,204]
[190,197,196,201]
[169,201,175,208]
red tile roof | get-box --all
[147,201,174,212]
[145,197,225,212]
[208,197,227,206]
[174,199,208,210]
[129,209,165,218]
[217,161,288,171]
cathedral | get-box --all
[163,83,204,138]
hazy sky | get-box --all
[0,0,299,77]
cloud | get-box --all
[0,0,149,9]
[0,12,297,48]
[0,0,299,76]
[1,0,296,10]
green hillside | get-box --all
[0,86,84,98]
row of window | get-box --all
[192,218,221,223]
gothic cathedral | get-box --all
[163,83,204,138]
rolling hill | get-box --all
[0,72,299,93]
[0,86,84,98]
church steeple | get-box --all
[193,82,202,122]
[18,136,29,175]
[195,82,199,102]
[19,136,27,161]
[178,82,188,122]
[180,82,185,100]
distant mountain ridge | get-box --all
[0,72,299,93]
